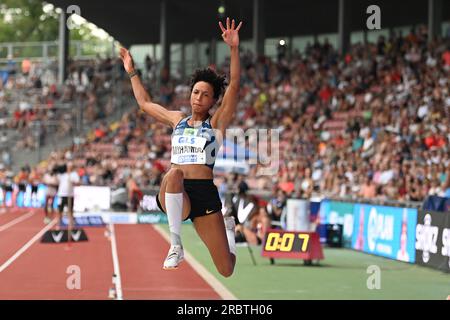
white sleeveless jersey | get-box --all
[170,116,218,168]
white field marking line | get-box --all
[119,287,215,292]
[153,224,237,300]
[109,223,123,300]
[0,211,35,232]
[0,219,57,273]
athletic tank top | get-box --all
[171,116,218,169]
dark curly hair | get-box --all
[190,68,227,100]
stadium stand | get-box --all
[0,25,449,212]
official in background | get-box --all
[56,162,80,229]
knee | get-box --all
[166,168,184,181]
[218,263,234,278]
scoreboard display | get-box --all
[261,229,324,261]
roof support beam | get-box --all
[180,42,186,79]
[58,10,69,85]
[253,0,265,58]
[428,0,443,42]
[209,37,217,67]
[337,0,351,56]
[194,39,200,69]
[160,0,171,79]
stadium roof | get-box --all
[48,0,450,47]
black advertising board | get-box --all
[415,210,450,272]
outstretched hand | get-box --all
[119,47,135,73]
[219,17,242,48]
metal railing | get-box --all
[324,195,423,209]
[0,40,111,63]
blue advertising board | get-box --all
[60,215,105,227]
[317,199,331,243]
[0,184,61,209]
[351,204,417,263]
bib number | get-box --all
[171,135,207,165]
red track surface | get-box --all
[0,207,24,224]
[0,208,220,300]
[116,224,221,300]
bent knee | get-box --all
[166,168,184,180]
[218,263,234,278]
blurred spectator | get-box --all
[56,162,80,228]
[7,25,450,207]
[42,167,58,224]
[126,175,143,211]
[266,189,287,225]
[359,176,376,199]
[235,206,271,245]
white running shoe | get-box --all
[163,245,184,270]
[224,216,236,231]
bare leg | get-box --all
[193,212,236,278]
[49,198,54,218]
[55,208,62,230]
[68,197,74,228]
[44,196,52,220]
[242,227,259,245]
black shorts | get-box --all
[31,185,38,194]
[156,179,222,221]
[58,196,74,213]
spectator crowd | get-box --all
[1,25,449,224]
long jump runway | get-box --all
[0,208,221,300]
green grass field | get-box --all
[161,224,450,300]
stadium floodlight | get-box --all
[279,39,286,46]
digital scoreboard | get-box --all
[261,229,324,262]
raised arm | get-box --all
[119,47,184,128]
[211,18,242,134]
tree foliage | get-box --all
[0,0,59,42]
[0,1,115,57]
